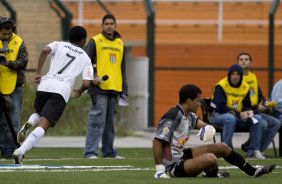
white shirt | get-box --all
[271,80,282,113]
[37,41,94,102]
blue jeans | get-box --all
[0,87,22,156]
[211,112,263,155]
[273,109,282,123]
[244,113,281,152]
[210,113,237,148]
[83,94,118,158]
[236,116,264,156]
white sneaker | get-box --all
[248,150,266,159]
[113,155,125,159]
[13,149,23,164]
[17,121,33,144]
[104,155,125,159]
[86,155,98,159]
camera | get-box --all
[0,54,6,65]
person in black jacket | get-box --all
[210,64,266,159]
[0,17,28,159]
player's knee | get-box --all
[205,153,218,167]
[218,142,231,149]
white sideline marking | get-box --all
[0,164,280,173]
[0,164,153,173]
[0,164,133,169]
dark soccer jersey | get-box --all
[155,104,198,166]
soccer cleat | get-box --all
[13,149,23,164]
[202,170,230,178]
[17,121,33,144]
[217,170,230,178]
[253,164,276,177]
[241,143,247,152]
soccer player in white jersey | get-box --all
[153,84,276,178]
[13,26,94,164]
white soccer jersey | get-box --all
[37,41,94,102]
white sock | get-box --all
[18,127,45,155]
[28,113,41,127]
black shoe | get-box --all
[253,164,276,177]
[217,170,230,178]
[241,143,247,152]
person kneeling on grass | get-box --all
[153,84,276,178]
[12,26,94,164]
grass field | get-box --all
[0,148,281,184]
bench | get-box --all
[200,97,278,157]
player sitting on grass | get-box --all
[153,84,276,178]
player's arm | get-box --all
[152,138,164,165]
[195,119,206,129]
[34,46,51,83]
[73,59,94,98]
[152,138,170,178]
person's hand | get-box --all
[154,164,170,179]
[72,89,81,98]
[92,76,101,86]
[258,101,267,112]
[197,125,216,142]
[2,95,13,111]
[0,54,8,66]
[240,110,253,119]
[34,74,41,83]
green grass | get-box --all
[0,148,281,184]
[21,84,135,136]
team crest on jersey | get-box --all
[249,87,255,97]
[110,53,116,63]
[232,100,239,110]
[162,126,169,135]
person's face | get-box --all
[102,18,116,35]
[230,71,241,86]
[0,28,12,41]
[238,54,251,70]
[187,94,202,113]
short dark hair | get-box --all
[102,14,116,24]
[68,26,87,43]
[179,84,202,104]
[237,52,252,62]
[0,17,15,31]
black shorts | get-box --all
[166,148,194,177]
[34,91,66,126]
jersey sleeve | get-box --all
[46,41,59,56]
[82,56,94,80]
[155,118,174,142]
[189,112,199,129]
